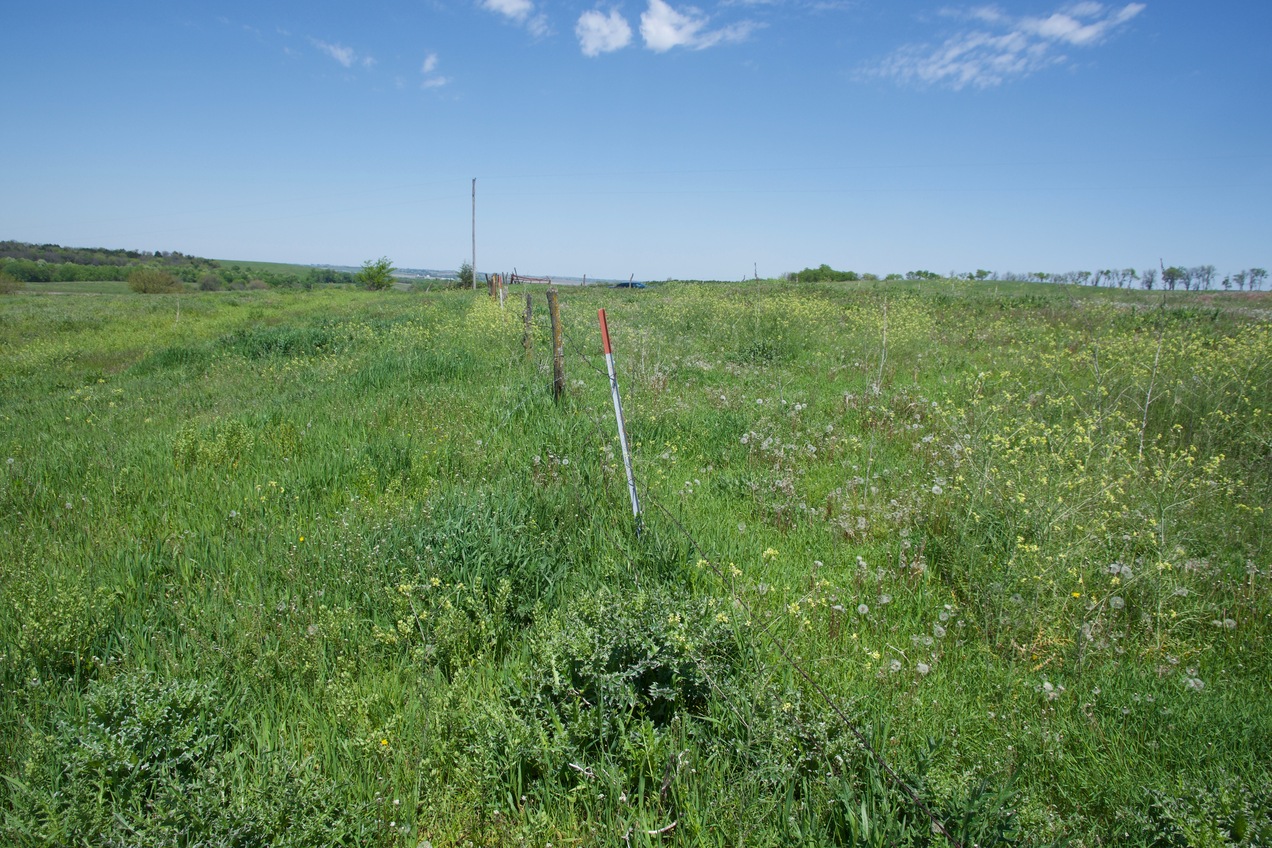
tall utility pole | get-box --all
[471,178,477,290]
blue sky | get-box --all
[2,1,1268,280]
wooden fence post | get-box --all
[523,292,534,359]
[547,288,564,402]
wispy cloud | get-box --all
[576,9,634,56]
[481,0,550,37]
[639,0,758,51]
[310,38,360,68]
[420,52,449,88]
[871,2,1145,89]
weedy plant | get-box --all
[1,281,1268,846]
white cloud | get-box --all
[482,0,550,36]
[310,38,358,68]
[420,52,448,88]
[640,0,757,51]
[484,0,534,19]
[872,2,1145,89]
[1020,2,1145,46]
[576,9,633,56]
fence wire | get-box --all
[536,304,965,848]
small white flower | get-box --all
[857,603,869,616]
[878,594,892,605]
[1110,596,1125,610]
[933,624,947,638]
[889,659,902,673]
[917,663,931,676]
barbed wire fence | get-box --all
[490,287,966,847]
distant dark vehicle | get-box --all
[612,281,646,289]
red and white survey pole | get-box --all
[598,309,641,524]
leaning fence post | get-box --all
[547,288,564,402]
[599,308,641,525]
[523,292,534,359]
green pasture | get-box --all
[20,279,132,294]
[1,281,1268,846]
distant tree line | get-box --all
[0,240,206,267]
[0,241,356,289]
[784,262,1267,291]
[990,265,1267,291]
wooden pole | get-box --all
[523,292,533,359]
[471,177,477,291]
[547,288,563,402]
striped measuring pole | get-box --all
[598,309,641,524]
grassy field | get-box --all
[1,281,1269,846]
[19,279,133,294]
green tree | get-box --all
[127,266,179,293]
[356,257,396,291]
[0,271,23,294]
[1162,266,1187,291]
[457,261,474,288]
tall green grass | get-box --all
[1,282,1268,846]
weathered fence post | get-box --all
[523,292,534,359]
[547,288,564,402]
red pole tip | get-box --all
[598,308,612,354]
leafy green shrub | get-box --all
[515,584,746,757]
[127,266,179,293]
[64,674,231,803]
[356,256,396,290]
[0,271,23,294]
